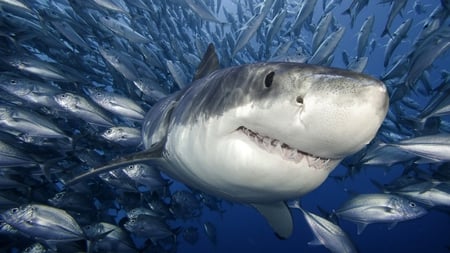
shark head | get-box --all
[164,62,389,204]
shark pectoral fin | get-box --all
[252,202,293,239]
[64,143,165,187]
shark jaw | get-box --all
[163,114,342,205]
[236,126,333,169]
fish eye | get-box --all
[11,208,19,213]
[26,220,33,225]
[128,165,133,169]
[409,202,416,207]
[264,72,275,88]
[296,96,303,104]
[10,80,16,84]
[106,129,112,134]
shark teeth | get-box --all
[237,126,330,168]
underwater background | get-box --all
[0,0,449,252]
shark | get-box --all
[66,44,389,239]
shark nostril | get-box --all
[296,96,303,104]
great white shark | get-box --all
[67,44,389,239]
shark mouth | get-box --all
[237,126,331,169]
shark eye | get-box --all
[409,202,416,208]
[264,72,275,88]
[296,96,303,104]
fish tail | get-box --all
[342,8,351,17]
[381,27,392,38]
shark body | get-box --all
[68,46,389,238]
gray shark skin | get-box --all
[67,61,389,239]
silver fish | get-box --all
[232,0,274,57]
[124,214,175,240]
[91,0,130,15]
[99,15,149,43]
[53,92,115,127]
[0,139,37,168]
[312,12,334,54]
[0,76,61,108]
[184,0,222,23]
[347,56,368,73]
[84,87,145,121]
[290,0,318,34]
[100,126,142,147]
[98,47,140,82]
[388,134,450,162]
[84,222,136,253]
[381,0,407,37]
[356,15,374,58]
[122,163,170,190]
[50,20,90,50]
[391,181,450,208]
[0,105,68,139]
[308,26,345,65]
[3,56,75,83]
[335,193,427,234]
[289,200,357,253]
[406,26,450,87]
[384,18,413,67]
[1,204,84,242]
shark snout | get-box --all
[363,79,389,116]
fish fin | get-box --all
[252,202,293,239]
[370,179,388,193]
[88,228,115,241]
[356,222,369,235]
[381,27,392,38]
[287,199,301,210]
[316,205,338,224]
[64,143,165,187]
[307,238,322,246]
[342,8,351,17]
[388,222,398,230]
[343,188,359,197]
[193,43,220,81]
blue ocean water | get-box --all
[0,0,449,252]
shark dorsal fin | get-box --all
[193,43,220,81]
